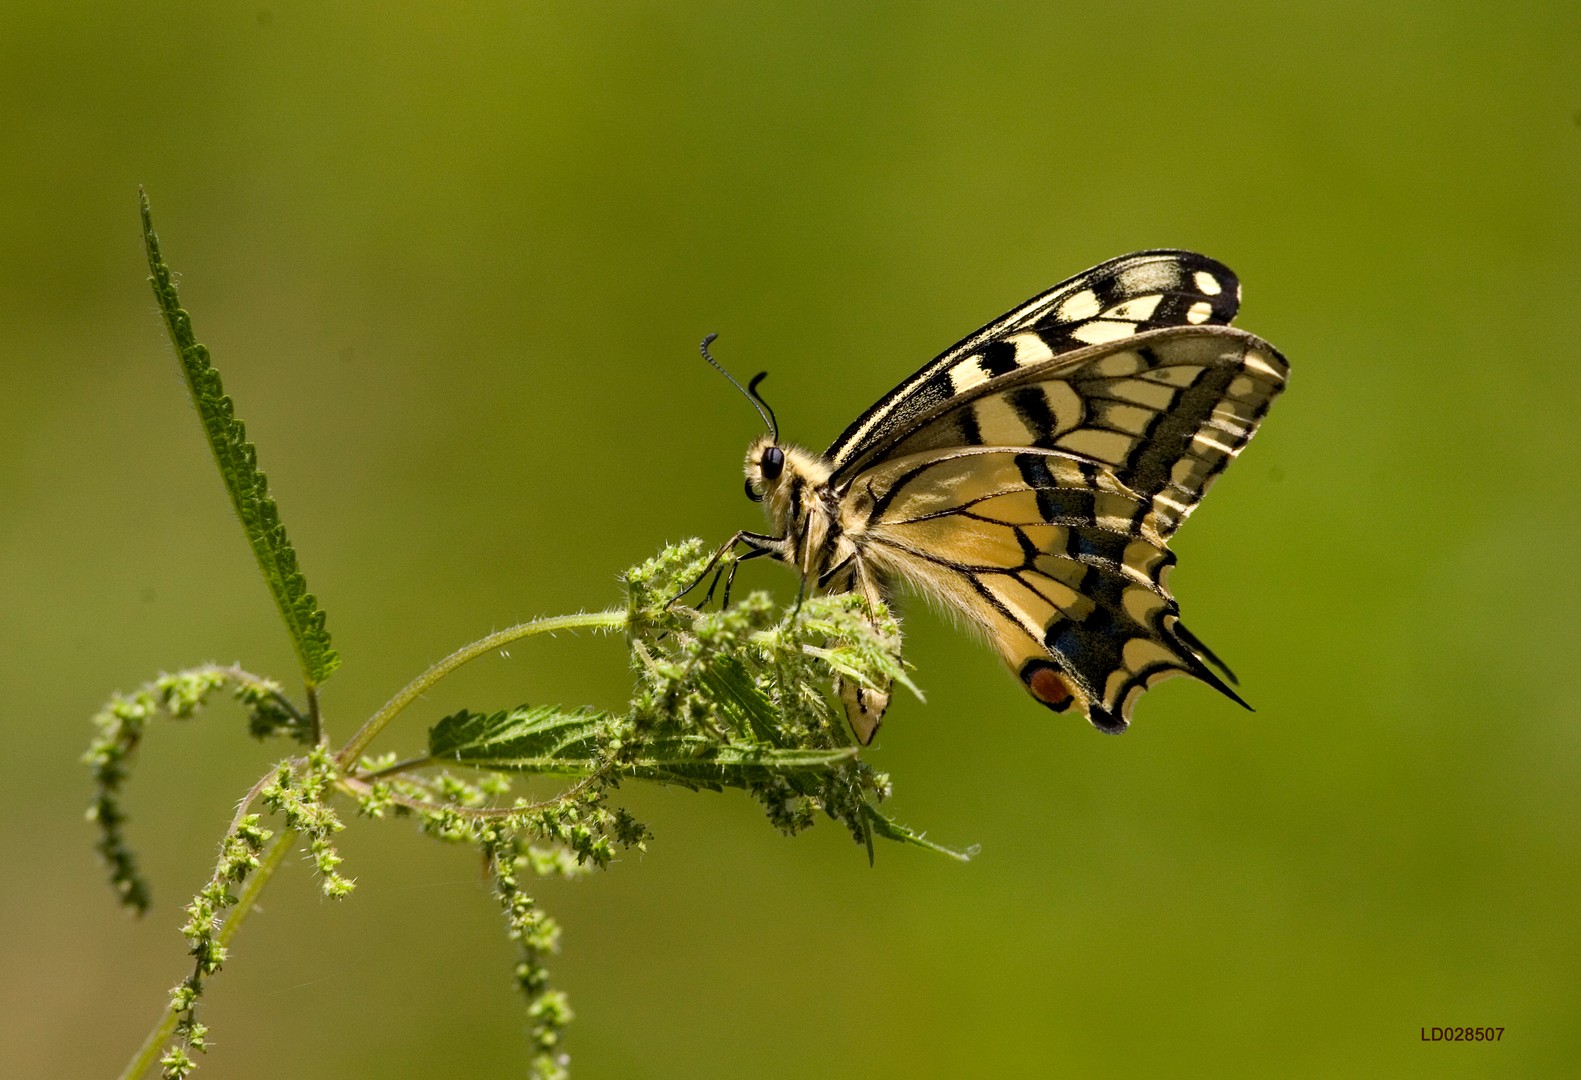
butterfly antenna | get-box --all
[746,372,779,442]
[700,333,778,440]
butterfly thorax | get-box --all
[743,434,892,743]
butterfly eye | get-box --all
[761,446,785,481]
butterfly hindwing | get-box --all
[846,448,1241,730]
[826,250,1242,478]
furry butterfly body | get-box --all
[721,250,1287,743]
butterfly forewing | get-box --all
[852,327,1289,539]
[825,250,1242,478]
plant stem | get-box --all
[228,763,300,835]
[353,754,433,781]
[335,610,627,769]
[306,684,322,744]
[118,828,298,1080]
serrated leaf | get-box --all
[140,191,339,685]
[695,655,780,738]
[619,738,857,790]
[427,704,857,789]
[428,705,607,774]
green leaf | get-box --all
[140,190,339,685]
[695,655,781,738]
[427,704,857,789]
[619,737,857,790]
[862,805,977,862]
[428,705,606,774]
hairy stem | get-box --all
[229,763,302,836]
[353,754,433,781]
[336,610,626,769]
[118,828,298,1080]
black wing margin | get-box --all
[856,326,1289,539]
[825,250,1241,479]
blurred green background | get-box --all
[5,2,1579,1077]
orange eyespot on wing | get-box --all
[1022,661,1074,712]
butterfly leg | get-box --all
[790,572,808,615]
[672,531,784,609]
[717,543,771,608]
[788,511,825,615]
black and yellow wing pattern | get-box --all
[838,326,1287,731]
[826,250,1244,478]
[732,249,1287,738]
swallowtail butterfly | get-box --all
[706,250,1287,743]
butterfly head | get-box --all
[697,333,834,526]
[743,437,784,503]
[743,435,829,518]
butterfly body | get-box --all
[729,251,1287,744]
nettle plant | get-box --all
[90,194,965,1080]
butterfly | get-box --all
[701,250,1287,744]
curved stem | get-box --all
[202,664,308,728]
[228,761,301,835]
[335,610,626,769]
[118,828,298,1080]
[352,754,433,781]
